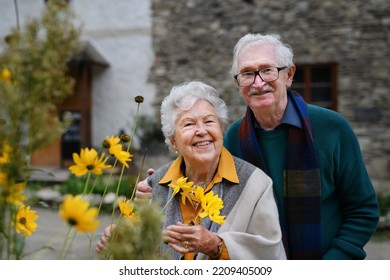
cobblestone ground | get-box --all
[22,207,115,260]
[21,207,390,260]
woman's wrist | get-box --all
[210,236,223,259]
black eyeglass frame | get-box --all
[234,66,288,86]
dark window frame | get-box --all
[292,63,338,111]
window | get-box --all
[292,64,338,111]
[61,111,81,167]
[44,0,70,4]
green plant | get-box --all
[59,174,86,195]
[377,194,390,216]
[59,174,136,197]
[0,0,81,259]
[105,200,165,260]
[0,2,81,176]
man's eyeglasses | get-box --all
[234,66,288,86]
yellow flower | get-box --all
[0,68,12,82]
[0,140,12,165]
[6,182,27,205]
[59,194,100,233]
[110,144,133,168]
[102,135,132,167]
[102,135,121,152]
[179,181,195,205]
[68,148,111,176]
[198,190,225,225]
[15,205,39,237]
[160,177,194,213]
[168,176,194,197]
[118,198,139,222]
[190,185,205,204]
[0,171,7,184]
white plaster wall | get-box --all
[73,0,156,148]
[0,0,156,149]
[0,1,45,42]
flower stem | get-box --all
[129,149,147,201]
[82,172,92,195]
[58,226,75,260]
[86,233,94,259]
[62,229,76,260]
[160,194,175,214]
[111,163,126,225]
[96,158,118,216]
[127,102,141,151]
[6,206,13,259]
[88,175,99,195]
[13,0,20,31]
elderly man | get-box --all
[223,33,379,259]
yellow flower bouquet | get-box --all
[167,176,226,226]
[100,176,226,260]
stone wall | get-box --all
[149,0,390,193]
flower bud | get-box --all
[120,134,131,143]
[101,139,110,149]
[4,33,19,45]
[134,96,144,103]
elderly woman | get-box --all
[97,81,286,260]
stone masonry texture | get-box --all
[149,0,390,194]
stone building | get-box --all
[148,0,390,194]
[0,0,388,195]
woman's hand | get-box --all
[96,224,116,254]
[163,222,222,258]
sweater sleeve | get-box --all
[313,110,380,259]
[223,118,243,158]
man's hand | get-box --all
[135,168,154,199]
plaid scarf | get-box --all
[239,89,322,259]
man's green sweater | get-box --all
[223,104,379,259]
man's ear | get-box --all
[233,78,239,87]
[286,65,296,88]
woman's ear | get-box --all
[170,137,177,150]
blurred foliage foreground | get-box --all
[0,0,164,260]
